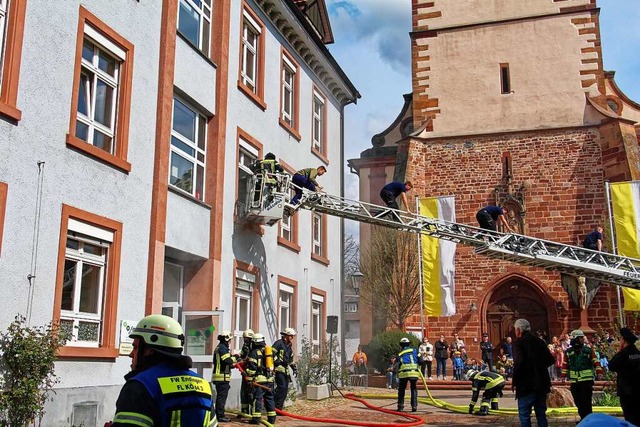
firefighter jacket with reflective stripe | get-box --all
[211,341,236,382]
[114,362,213,427]
[470,371,505,405]
[397,347,420,379]
[246,347,274,383]
[562,345,602,383]
[273,339,293,374]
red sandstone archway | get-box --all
[482,274,551,356]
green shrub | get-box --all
[296,336,348,390]
[593,391,620,407]
[0,315,66,427]
[366,330,420,373]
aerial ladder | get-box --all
[244,174,640,289]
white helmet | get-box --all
[467,370,478,380]
[281,327,297,336]
[243,329,254,339]
[400,337,410,345]
[570,329,585,339]
[218,330,232,342]
[252,333,265,344]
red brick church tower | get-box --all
[349,0,640,355]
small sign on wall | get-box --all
[119,320,138,356]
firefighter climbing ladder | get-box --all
[246,175,640,289]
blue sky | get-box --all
[325,0,640,221]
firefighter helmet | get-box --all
[218,330,232,342]
[129,314,185,352]
[400,337,410,345]
[253,333,266,345]
[281,327,297,336]
[467,370,478,380]
[570,329,585,339]
[243,329,254,339]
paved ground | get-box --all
[222,388,596,426]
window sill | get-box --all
[66,134,132,173]
[278,236,300,253]
[168,185,212,209]
[238,82,267,111]
[311,146,329,165]
[0,100,22,122]
[279,118,301,141]
[58,345,119,359]
[176,30,217,69]
[311,253,330,266]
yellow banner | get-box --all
[419,196,456,317]
[610,181,640,311]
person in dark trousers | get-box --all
[380,181,413,212]
[273,327,297,410]
[606,327,640,426]
[480,333,494,372]
[434,334,449,380]
[107,315,214,426]
[396,337,420,412]
[467,370,505,415]
[211,330,236,422]
[562,329,603,422]
[582,226,604,251]
[290,166,326,204]
[476,205,515,233]
[512,318,555,427]
[238,329,254,417]
[246,333,276,425]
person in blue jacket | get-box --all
[107,315,214,427]
[396,337,420,412]
[380,181,413,212]
[476,205,515,233]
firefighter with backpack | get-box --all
[246,333,276,424]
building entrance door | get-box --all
[486,278,549,358]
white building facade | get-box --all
[0,0,357,425]
[219,0,358,406]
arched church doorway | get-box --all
[485,276,549,358]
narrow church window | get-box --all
[502,151,512,180]
[500,63,511,94]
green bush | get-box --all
[366,330,420,374]
[593,391,620,407]
[296,336,348,390]
[0,315,66,427]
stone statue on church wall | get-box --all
[577,276,587,310]
[560,274,600,310]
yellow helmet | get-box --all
[129,314,184,351]
[243,329,255,339]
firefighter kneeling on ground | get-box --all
[467,369,505,416]
[246,333,276,425]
